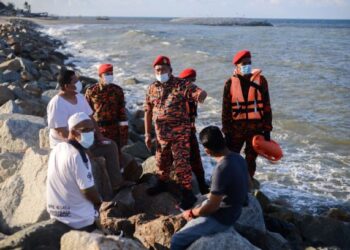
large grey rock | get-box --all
[134,215,186,250]
[187,227,260,250]
[41,89,59,105]
[141,156,157,175]
[23,82,42,97]
[0,58,21,72]
[61,230,146,250]
[0,219,70,250]
[0,86,14,106]
[1,70,20,82]
[0,147,49,233]
[265,231,291,250]
[0,100,23,114]
[0,113,45,153]
[0,232,7,241]
[295,214,350,249]
[122,141,151,160]
[18,57,39,78]
[235,193,266,232]
[0,152,22,183]
[39,127,50,149]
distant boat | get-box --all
[96,16,110,21]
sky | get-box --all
[5,0,350,19]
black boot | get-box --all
[146,180,168,196]
[179,189,197,210]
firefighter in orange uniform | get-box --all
[85,64,129,161]
[178,68,209,194]
[144,56,207,209]
[222,50,273,178]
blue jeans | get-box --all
[170,216,231,250]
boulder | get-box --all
[131,116,145,134]
[16,99,47,117]
[141,156,157,175]
[90,157,113,200]
[0,152,22,183]
[132,182,180,215]
[0,58,21,71]
[61,230,146,250]
[123,77,142,85]
[0,100,22,115]
[0,147,50,233]
[0,114,45,153]
[1,69,20,82]
[122,141,151,160]
[188,227,260,250]
[235,194,266,232]
[0,219,70,250]
[0,86,14,106]
[41,89,59,105]
[264,215,303,249]
[134,215,186,249]
[39,127,50,149]
[23,82,42,97]
[121,152,142,182]
[295,214,350,249]
[254,190,271,212]
[18,57,39,78]
[0,232,7,241]
[325,208,350,223]
[20,70,34,82]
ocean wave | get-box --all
[170,18,273,27]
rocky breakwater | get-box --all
[0,18,349,250]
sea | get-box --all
[41,17,350,214]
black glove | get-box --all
[263,131,271,141]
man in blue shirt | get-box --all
[171,126,249,250]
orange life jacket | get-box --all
[230,69,264,120]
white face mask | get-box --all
[75,80,83,93]
[156,73,169,83]
[103,75,114,84]
[79,131,95,148]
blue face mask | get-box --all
[240,64,252,75]
[79,131,95,148]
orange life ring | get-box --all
[252,135,283,162]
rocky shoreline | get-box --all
[0,18,349,250]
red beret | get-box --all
[153,55,171,67]
[179,68,196,79]
[233,50,251,65]
[99,64,113,76]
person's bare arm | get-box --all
[81,186,102,207]
[182,193,223,221]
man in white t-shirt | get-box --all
[47,69,125,198]
[47,112,102,229]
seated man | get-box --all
[46,112,101,230]
[47,69,124,198]
[171,126,249,250]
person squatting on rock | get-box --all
[170,126,249,250]
[178,68,209,194]
[46,69,124,197]
[85,64,129,167]
[144,55,207,209]
[222,50,273,179]
[46,112,102,233]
